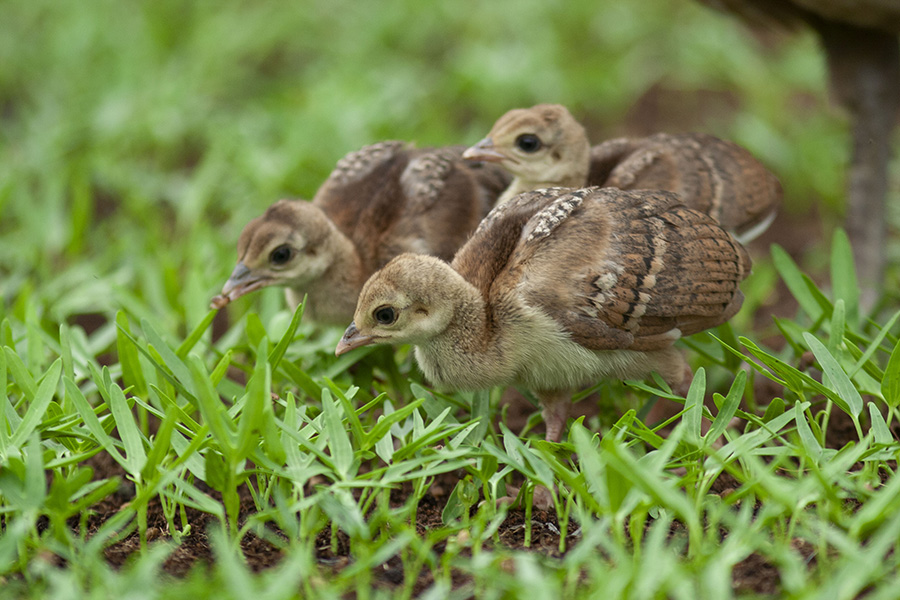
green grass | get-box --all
[2,0,900,598]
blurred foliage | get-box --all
[0,0,893,327]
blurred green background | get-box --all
[1,0,893,331]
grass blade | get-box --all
[268,300,305,370]
[705,369,745,446]
[141,319,194,387]
[176,310,218,359]
[683,367,705,446]
[188,355,235,455]
[803,333,863,418]
[4,347,37,403]
[116,311,148,397]
[325,379,366,448]
[117,324,198,407]
[322,389,354,480]
[470,389,490,443]
[279,360,324,401]
[142,409,177,481]
[829,299,845,355]
[794,401,822,462]
[23,434,46,510]
[882,340,900,408]
[236,340,271,458]
[9,359,61,448]
[868,403,893,445]
[849,309,900,378]
[570,422,610,512]
[64,376,124,463]
[108,382,148,478]
[771,244,823,322]
[830,229,859,325]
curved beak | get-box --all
[335,322,376,356]
[462,137,506,163]
[209,262,270,309]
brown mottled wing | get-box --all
[398,148,457,213]
[382,146,510,263]
[314,142,510,273]
[507,187,751,351]
[588,137,644,187]
[317,141,408,192]
[313,141,410,229]
[451,188,567,300]
[399,146,510,214]
[312,142,412,273]
[591,133,782,239]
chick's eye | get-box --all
[515,134,542,153]
[373,306,397,325]
[269,245,293,266]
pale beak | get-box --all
[335,322,376,356]
[209,262,270,309]
[462,138,506,163]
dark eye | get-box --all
[374,306,397,325]
[269,245,293,265]
[515,134,542,153]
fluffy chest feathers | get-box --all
[412,295,668,392]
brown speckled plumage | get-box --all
[465,104,782,243]
[313,142,508,273]
[453,187,750,352]
[590,133,782,242]
[337,186,750,441]
[211,142,510,324]
[325,141,407,187]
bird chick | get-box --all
[211,199,365,325]
[464,104,782,243]
[463,104,591,205]
[337,186,751,442]
[211,142,510,325]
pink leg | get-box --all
[538,391,570,442]
[495,484,555,510]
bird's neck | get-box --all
[288,228,365,327]
[498,165,589,205]
[414,283,521,390]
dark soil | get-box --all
[66,371,857,598]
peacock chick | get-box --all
[464,103,782,243]
[463,104,591,205]
[211,141,510,325]
[336,186,751,442]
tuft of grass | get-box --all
[3,228,900,597]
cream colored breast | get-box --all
[509,306,660,390]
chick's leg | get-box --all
[538,390,570,443]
